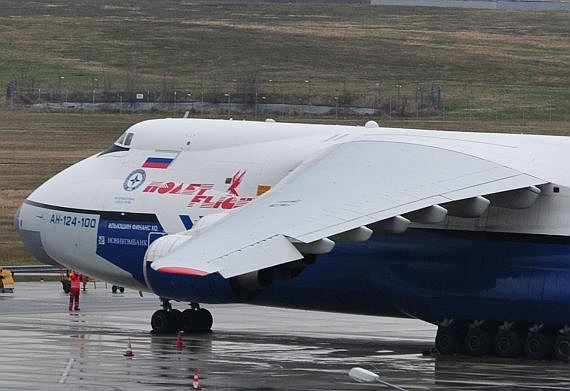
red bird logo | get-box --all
[227,170,246,196]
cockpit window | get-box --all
[98,131,133,157]
[116,133,126,145]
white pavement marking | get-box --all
[58,357,75,384]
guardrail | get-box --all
[2,265,61,274]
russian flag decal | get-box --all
[142,157,174,169]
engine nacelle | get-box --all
[144,212,229,268]
[144,233,192,265]
[231,268,274,292]
[275,255,316,279]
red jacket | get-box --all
[70,272,81,290]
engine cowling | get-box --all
[144,212,229,270]
[144,233,192,265]
[231,268,274,291]
[142,212,315,303]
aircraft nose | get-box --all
[14,201,60,266]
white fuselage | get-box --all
[16,118,570,289]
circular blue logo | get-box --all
[123,169,146,191]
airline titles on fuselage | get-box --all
[142,181,254,210]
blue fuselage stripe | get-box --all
[26,201,570,325]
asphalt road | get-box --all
[1,282,570,390]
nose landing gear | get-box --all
[151,298,213,334]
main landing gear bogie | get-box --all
[435,320,570,360]
[151,298,213,335]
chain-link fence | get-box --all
[4,78,568,122]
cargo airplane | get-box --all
[14,118,570,360]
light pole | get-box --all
[261,96,266,117]
[548,95,552,121]
[225,92,231,117]
[414,81,421,118]
[334,96,339,120]
[201,86,204,117]
[375,82,380,111]
[255,87,258,119]
[395,81,402,108]
[59,76,65,103]
[92,77,97,104]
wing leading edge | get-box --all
[151,140,545,278]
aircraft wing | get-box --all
[151,140,545,278]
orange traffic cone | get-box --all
[176,330,183,350]
[192,369,201,390]
[124,338,134,357]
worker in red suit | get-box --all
[68,270,81,311]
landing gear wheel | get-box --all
[554,332,570,361]
[435,324,465,355]
[112,285,124,294]
[168,309,183,332]
[495,329,521,357]
[197,308,213,333]
[151,309,171,334]
[181,308,213,333]
[525,331,553,359]
[182,309,197,333]
[465,327,491,356]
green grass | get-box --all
[0,1,568,119]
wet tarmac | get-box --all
[2,282,570,390]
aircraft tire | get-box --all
[465,327,491,356]
[182,309,197,333]
[554,332,570,361]
[169,309,183,332]
[435,324,464,355]
[525,331,554,359]
[151,309,171,334]
[197,308,213,333]
[494,329,521,357]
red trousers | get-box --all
[69,288,80,310]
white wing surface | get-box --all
[151,140,544,278]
